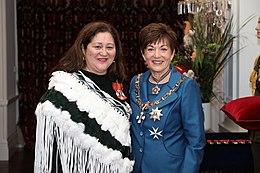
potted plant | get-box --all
[174,13,252,103]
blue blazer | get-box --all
[130,65,206,173]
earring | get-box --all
[171,51,175,61]
[81,44,85,55]
[171,55,174,61]
[142,54,146,61]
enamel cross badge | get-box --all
[149,126,163,140]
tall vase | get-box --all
[202,102,211,131]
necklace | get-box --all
[151,68,171,94]
[135,73,187,124]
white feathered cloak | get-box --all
[34,71,134,173]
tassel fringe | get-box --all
[34,101,134,173]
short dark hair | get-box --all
[139,23,177,53]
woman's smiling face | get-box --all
[143,38,174,75]
[83,32,116,75]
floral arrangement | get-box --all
[173,13,252,103]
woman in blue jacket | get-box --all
[129,23,206,173]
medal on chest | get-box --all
[135,73,187,139]
[149,107,163,121]
[135,73,179,124]
[151,85,160,94]
[149,126,163,140]
[136,104,163,124]
[150,68,171,95]
[136,102,149,123]
[112,82,127,100]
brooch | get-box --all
[112,82,127,100]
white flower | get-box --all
[184,69,195,79]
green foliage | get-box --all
[174,13,253,103]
